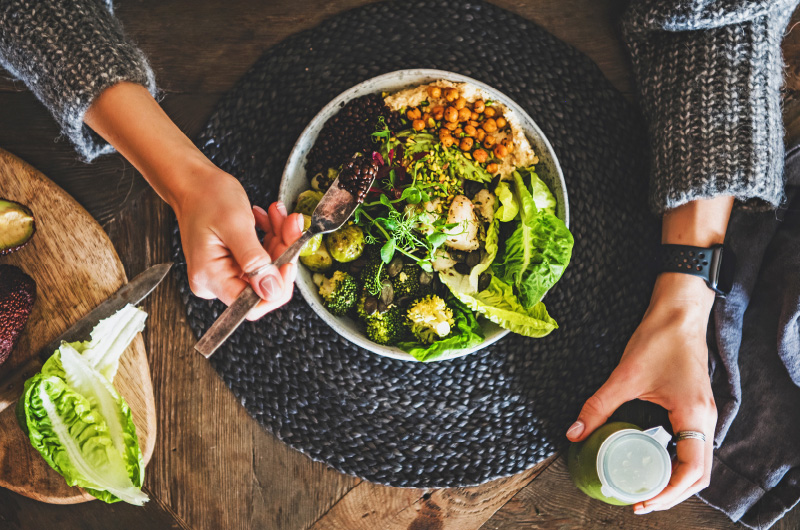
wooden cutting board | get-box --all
[0,148,156,504]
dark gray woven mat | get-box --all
[172,0,659,487]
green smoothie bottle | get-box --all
[568,422,672,505]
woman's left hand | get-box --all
[566,273,718,514]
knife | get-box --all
[0,262,172,415]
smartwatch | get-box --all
[659,244,736,296]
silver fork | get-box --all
[194,176,371,358]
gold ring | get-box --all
[675,431,706,443]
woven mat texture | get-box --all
[173,0,659,487]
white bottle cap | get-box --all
[596,427,672,504]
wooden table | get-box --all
[1,1,799,528]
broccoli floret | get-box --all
[406,295,455,344]
[365,305,405,345]
[359,246,388,296]
[391,264,422,298]
[313,271,358,316]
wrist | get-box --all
[649,272,716,319]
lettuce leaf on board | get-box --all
[397,296,484,362]
[494,171,573,309]
[17,304,148,505]
[440,272,558,338]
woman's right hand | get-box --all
[173,162,304,320]
[567,273,718,514]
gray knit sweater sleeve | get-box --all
[0,0,156,161]
[623,0,800,213]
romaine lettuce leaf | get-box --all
[468,218,499,291]
[519,167,557,216]
[19,373,148,505]
[494,181,519,222]
[440,272,558,338]
[494,171,573,309]
[18,304,148,505]
[77,304,147,382]
[397,297,484,362]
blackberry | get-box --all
[306,94,401,177]
[339,155,378,201]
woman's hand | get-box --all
[567,273,717,513]
[172,163,304,320]
[84,82,304,318]
[566,196,734,513]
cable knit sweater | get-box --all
[623,0,800,213]
[0,0,156,161]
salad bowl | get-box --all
[278,69,568,361]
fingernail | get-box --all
[259,273,281,300]
[566,421,584,440]
[253,205,267,216]
[286,263,297,283]
[276,202,287,216]
[295,214,305,231]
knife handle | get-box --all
[194,231,314,358]
[0,355,44,415]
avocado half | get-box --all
[0,264,36,366]
[0,199,36,255]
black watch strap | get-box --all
[659,244,736,295]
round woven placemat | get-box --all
[173,0,659,487]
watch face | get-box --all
[715,247,736,295]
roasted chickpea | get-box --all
[484,106,496,118]
[464,125,477,137]
[453,127,464,137]
[412,119,426,132]
[493,143,508,158]
[501,137,514,153]
[444,88,459,102]
[470,111,480,121]
[496,117,507,129]
[469,120,480,128]
[473,149,488,163]
[473,100,486,113]
[428,86,442,99]
[460,137,474,151]
[439,127,452,138]
[443,120,458,131]
[445,106,459,123]
[441,135,455,148]
[482,118,498,133]
[483,135,497,148]
[454,97,467,110]
[487,162,499,174]
[432,106,445,120]
[475,128,486,142]
[457,107,471,122]
[407,108,422,120]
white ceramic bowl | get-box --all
[278,69,568,362]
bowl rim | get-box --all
[279,68,568,362]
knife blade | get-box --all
[0,262,172,415]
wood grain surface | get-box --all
[0,149,156,504]
[1,0,799,529]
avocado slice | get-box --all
[0,264,36,366]
[0,199,36,255]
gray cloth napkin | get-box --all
[699,144,800,528]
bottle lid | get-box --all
[596,427,672,504]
